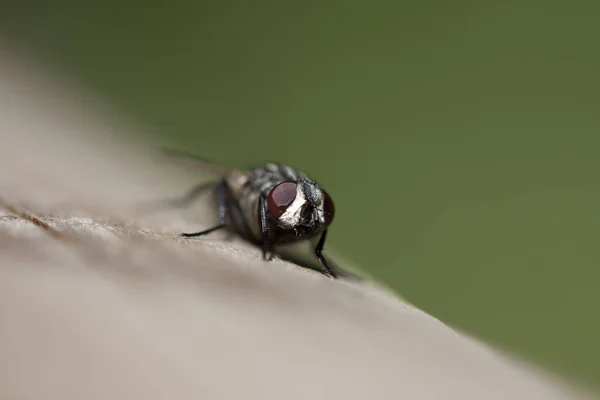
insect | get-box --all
[160,150,339,278]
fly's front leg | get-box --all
[259,194,274,261]
[181,181,227,238]
[315,229,337,279]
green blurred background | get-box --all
[3,0,600,386]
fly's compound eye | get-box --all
[323,190,335,226]
[267,181,297,218]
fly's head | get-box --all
[265,178,334,239]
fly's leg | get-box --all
[259,194,273,261]
[315,229,337,279]
[180,224,224,237]
[180,181,227,238]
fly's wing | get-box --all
[139,148,236,214]
[158,147,238,178]
[275,240,374,283]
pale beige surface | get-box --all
[0,47,596,400]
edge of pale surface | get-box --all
[0,43,596,399]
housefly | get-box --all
[157,149,341,279]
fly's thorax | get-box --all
[251,163,305,191]
[223,169,262,241]
[224,169,251,198]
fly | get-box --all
[158,149,339,278]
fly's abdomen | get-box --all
[223,170,263,243]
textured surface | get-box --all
[0,48,596,400]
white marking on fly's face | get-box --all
[278,184,307,227]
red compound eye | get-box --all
[267,181,297,218]
[322,191,335,226]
